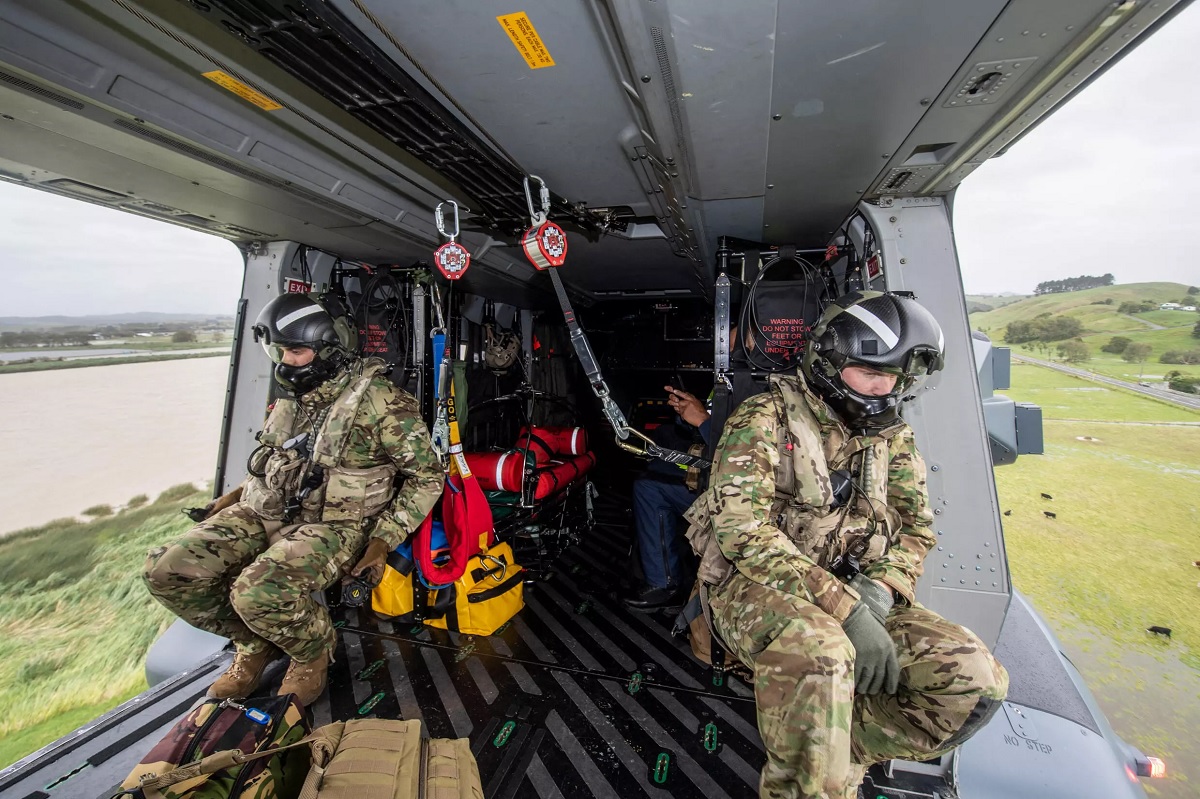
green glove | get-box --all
[849,573,894,625]
[841,575,899,695]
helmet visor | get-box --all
[260,341,316,365]
[261,340,288,364]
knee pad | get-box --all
[940,694,1004,750]
[142,546,167,584]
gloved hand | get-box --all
[349,537,390,587]
[841,574,899,695]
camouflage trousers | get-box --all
[710,572,1009,799]
[144,502,368,663]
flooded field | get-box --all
[0,358,229,534]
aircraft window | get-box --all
[0,180,242,767]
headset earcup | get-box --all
[332,316,358,352]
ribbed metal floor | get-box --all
[0,488,955,799]
[312,493,766,799]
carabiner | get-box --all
[523,175,550,226]
[478,552,507,582]
[435,200,461,241]
[614,425,656,455]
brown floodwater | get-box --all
[0,358,229,534]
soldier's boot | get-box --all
[208,646,280,699]
[278,655,329,706]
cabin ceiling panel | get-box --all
[656,0,776,202]
[761,0,1008,244]
[339,0,649,210]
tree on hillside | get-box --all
[1160,350,1200,365]
[1193,319,1200,339]
[1188,286,1199,295]
[1122,342,1152,364]
[1033,274,1115,295]
[1003,315,1084,345]
[1118,301,1156,314]
[1101,336,1131,354]
[171,330,197,343]
[1057,339,1090,363]
[1168,376,1200,395]
[1038,316,1084,341]
[1003,320,1036,343]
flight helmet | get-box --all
[253,294,352,395]
[801,291,945,428]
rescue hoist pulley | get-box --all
[434,200,471,281]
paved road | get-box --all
[1120,313,1164,330]
[1012,354,1200,411]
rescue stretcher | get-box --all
[463,388,599,574]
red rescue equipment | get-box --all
[465,449,531,492]
[412,379,493,585]
[520,176,567,271]
[533,452,597,500]
[433,200,471,281]
[516,425,588,464]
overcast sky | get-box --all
[0,182,243,317]
[0,3,1196,316]
[954,2,1199,294]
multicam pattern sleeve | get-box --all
[710,393,860,622]
[363,379,444,551]
[861,426,935,604]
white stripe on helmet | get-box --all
[844,304,899,350]
[276,303,324,332]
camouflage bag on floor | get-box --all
[113,693,310,799]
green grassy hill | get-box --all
[970,282,1200,381]
[970,282,1194,333]
[965,293,1029,312]
[0,485,206,769]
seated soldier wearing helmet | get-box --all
[686,291,1008,799]
[144,294,443,706]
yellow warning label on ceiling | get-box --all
[202,70,283,111]
[497,12,556,69]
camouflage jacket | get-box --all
[685,373,935,622]
[241,358,443,550]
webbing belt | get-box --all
[545,253,712,470]
[521,174,711,470]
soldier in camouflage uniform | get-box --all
[686,292,1008,799]
[144,294,443,705]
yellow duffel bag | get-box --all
[373,541,524,637]
[425,542,525,636]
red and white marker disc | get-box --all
[521,220,568,270]
[434,241,471,280]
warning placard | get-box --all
[496,12,556,69]
[202,70,283,111]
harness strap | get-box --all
[524,176,707,470]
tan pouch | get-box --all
[302,718,482,799]
[683,497,734,587]
[685,581,713,665]
[321,464,398,525]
